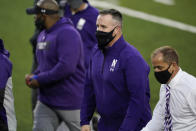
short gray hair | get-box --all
[99,9,122,26]
[151,46,179,65]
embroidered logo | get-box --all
[37,42,47,50]
[110,59,118,72]
[42,36,45,40]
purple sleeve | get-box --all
[33,66,40,75]
[36,28,82,85]
[119,56,150,130]
[80,60,96,126]
[0,57,12,89]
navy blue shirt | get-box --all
[81,36,152,131]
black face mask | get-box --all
[154,64,173,84]
[95,27,116,50]
[35,16,46,30]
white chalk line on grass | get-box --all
[154,0,175,6]
[89,0,196,34]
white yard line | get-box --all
[89,0,196,34]
[154,0,175,6]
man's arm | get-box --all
[119,56,150,131]
[141,98,165,131]
[0,59,10,107]
[0,59,10,90]
[142,86,165,131]
[35,28,82,86]
[187,88,196,116]
[80,59,96,128]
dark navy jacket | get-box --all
[35,17,85,110]
[81,36,152,131]
[64,0,98,69]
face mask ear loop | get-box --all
[112,26,118,38]
[169,63,175,75]
[165,63,171,71]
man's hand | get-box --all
[25,74,33,86]
[25,74,39,88]
[81,125,90,131]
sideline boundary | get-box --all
[90,0,196,34]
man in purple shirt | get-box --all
[81,9,152,131]
[64,0,98,69]
[25,0,85,130]
[0,38,17,131]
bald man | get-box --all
[25,0,85,131]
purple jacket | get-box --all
[64,1,98,69]
[0,39,14,130]
[35,17,85,110]
[81,36,152,131]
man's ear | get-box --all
[170,62,177,72]
[172,62,178,67]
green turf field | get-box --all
[0,0,196,130]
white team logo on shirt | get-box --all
[77,18,86,30]
[110,59,118,72]
[37,42,47,50]
[42,36,45,40]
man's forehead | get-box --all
[151,53,167,67]
[153,53,164,60]
[97,14,113,25]
[98,14,112,18]
[97,14,113,23]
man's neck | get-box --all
[167,66,180,84]
[46,17,60,29]
[71,3,87,14]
